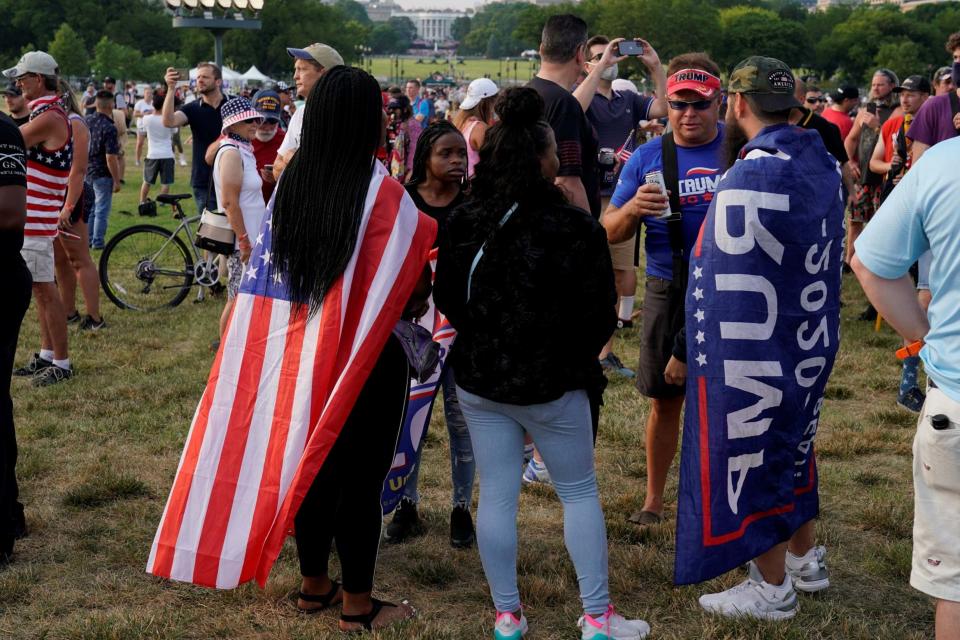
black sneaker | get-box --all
[385,499,421,543]
[66,311,81,324]
[32,364,73,387]
[450,505,475,549]
[858,304,878,322]
[79,315,106,331]
[13,353,51,377]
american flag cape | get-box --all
[147,162,437,589]
[674,126,844,585]
[381,249,456,514]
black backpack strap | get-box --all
[660,132,687,292]
[950,91,960,131]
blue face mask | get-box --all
[953,61,960,88]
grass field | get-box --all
[365,56,539,86]
[1,131,935,639]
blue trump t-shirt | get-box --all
[855,136,960,403]
[610,126,724,280]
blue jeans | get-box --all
[87,177,114,249]
[402,365,475,509]
[456,386,609,615]
[193,184,217,215]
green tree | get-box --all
[451,16,472,44]
[389,16,418,49]
[874,40,927,84]
[370,23,400,54]
[91,35,141,80]
[137,51,186,84]
[718,7,809,70]
[48,23,89,78]
[335,0,372,26]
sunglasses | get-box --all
[668,99,714,111]
[806,97,826,104]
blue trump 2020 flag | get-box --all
[675,124,845,585]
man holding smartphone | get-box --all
[575,35,668,378]
[601,53,725,527]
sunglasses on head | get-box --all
[667,99,714,111]
[806,97,826,104]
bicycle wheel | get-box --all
[99,224,195,311]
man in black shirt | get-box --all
[2,84,29,126]
[790,79,855,199]
[0,114,31,566]
[162,63,230,213]
[527,14,601,218]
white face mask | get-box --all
[600,63,618,82]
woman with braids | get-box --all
[434,88,651,640]
[385,121,477,548]
[452,77,498,178]
[54,80,103,330]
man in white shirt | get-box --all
[140,92,175,205]
[272,42,342,180]
[133,86,155,167]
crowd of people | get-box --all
[1,15,960,640]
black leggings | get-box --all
[294,335,409,594]
[1,257,31,553]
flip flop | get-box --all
[340,598,416,633]
[627,510,663,526]
[296,580,342,614]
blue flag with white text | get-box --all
[674,124,844,585]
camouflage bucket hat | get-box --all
[728,56,801,112]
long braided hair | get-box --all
[405,120,465,188]
[270,66,383,314]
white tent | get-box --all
[189,66,245,85]
[241,65,273,84]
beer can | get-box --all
[644,170,676,219]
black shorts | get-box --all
[636,275,686,399]
[144,158,174,185]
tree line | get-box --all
[2,0,958,86]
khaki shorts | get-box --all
[21,236,55,283]
[601,195,638,271]
[911,384,960,603]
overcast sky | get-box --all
[394,0,482,9]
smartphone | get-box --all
[617,40,644,56]
[263,164,273,172]
[174,67,191,83]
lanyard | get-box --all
[466,202,519,303]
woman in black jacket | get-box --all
[434,87,650,640]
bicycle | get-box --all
[99,193,226,311]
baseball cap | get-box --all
[220,96,265,133]
[460,78,498,110]
[727,56,801,112]
[95,90,114,100]
[934,66,952,82]
[828,85,859,103]
[1,82,21,96]
[387,95,410,111]
[103,76,116,84]
[3,51,59,79]
[253,89,283,121]
[611,78,639,94]
[286,43,344,70]
[667,68,722,98]
[894,75,932,94]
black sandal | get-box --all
[296,580,342,614]
[340,598,413,633]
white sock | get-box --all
[618,295,635,320]
[52,358,71,370]
[40,349,54,361]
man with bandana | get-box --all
[843,68,898,308]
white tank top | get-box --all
[212,137,266,249]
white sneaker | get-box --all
[699,570,799,621]
[522,459,551,485]
[579,605,650,639]
[494,610,528,640]
[786,545,830,593]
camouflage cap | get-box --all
[727,56,801,112]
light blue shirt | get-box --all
[855,136,960,403]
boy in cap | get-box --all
[673,56,844,620]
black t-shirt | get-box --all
[528,76,601,218]
[11,114,29,127]
[405,183,464,248]
[179,94,231,189]
[0,114,27,256]
[797,108,849,165]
